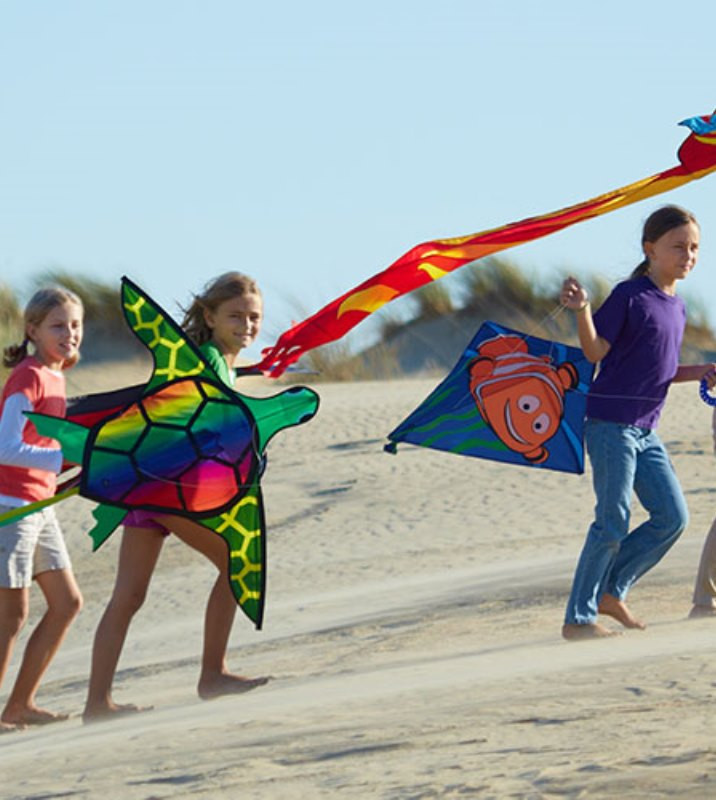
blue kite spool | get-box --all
[700,377,716,406]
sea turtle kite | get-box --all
[21,277,319,628]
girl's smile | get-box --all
[204,294,263,358]
[27,301,84,370]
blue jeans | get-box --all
[564,419,688,625]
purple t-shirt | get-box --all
[586,276,685,429]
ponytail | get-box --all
[630,259,650,280]
[2,337,30,369]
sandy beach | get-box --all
[2,364,716,799]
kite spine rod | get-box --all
[0,487,80,528]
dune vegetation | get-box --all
[298,257,716,380]
[2,258,715,385]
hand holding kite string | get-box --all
[700,379,716,406]
[257,111,716,377]
[700,369,716,406]
[560,277,590,312]
[559,275,612,365]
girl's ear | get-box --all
[202,307,215,330]
[643,242,655,262]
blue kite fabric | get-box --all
[386,322,595,474]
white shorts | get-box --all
[0,505,72,589]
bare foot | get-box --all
[598,593,646,630]
[82,702,153,724]
[198,674,271,700]
[689,604,716,619]
[1,706,69,726]
[0,720,24,734]
[562,622,620,641]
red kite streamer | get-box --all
[258,112,716,377]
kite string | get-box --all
[491,302,692,404]
[490,301,569,361]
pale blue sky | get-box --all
[2,1,715,358]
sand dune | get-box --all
[2,370,716,798]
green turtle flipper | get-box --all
[25,414,89,464]
[241,386,320,453]
[121,277,219,391]
[199,485,265,629]
[88,504,127,551]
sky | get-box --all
[2,1,716,360]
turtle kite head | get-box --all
[240,385,319,454]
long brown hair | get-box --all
[3,287,84,369]
[181,272,262,345]
[630,205,699,279]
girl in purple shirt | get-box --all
[560,205,716,640]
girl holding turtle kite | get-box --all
[83,272,270,721]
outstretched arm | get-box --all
[0,393,63,472]
[672,363,716,384]
[560,277,611,364]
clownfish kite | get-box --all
[468,335,580,465]
[386,322,595,474]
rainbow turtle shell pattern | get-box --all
[85,379,258,516]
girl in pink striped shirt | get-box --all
[0,287,84,731]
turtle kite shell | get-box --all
[83,379,258,515]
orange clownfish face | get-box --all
[468,335,578,463]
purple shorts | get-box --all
[123,509,171,535]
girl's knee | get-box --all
[589,522,628,551]
[0,603,28,638]
[111,586,148,618]
[664,503,689,539]
[67,589,83,619]
[672,510,689,538]
[50,589,83,623]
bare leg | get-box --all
[691,517,716,617]
[157,515,270,698]
[2,569,82,725]
[598,592,646,630]
[0,587,29,729]
[82,528,163,722]
[196,575,269,698]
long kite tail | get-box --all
[257,111,716,377]
[0,487,81,528]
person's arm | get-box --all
[560,276,611,363]
[672,363,716,384]
[0,393,64,472]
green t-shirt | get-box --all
[199,340,235,387]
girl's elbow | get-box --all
[584,347,605,364]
